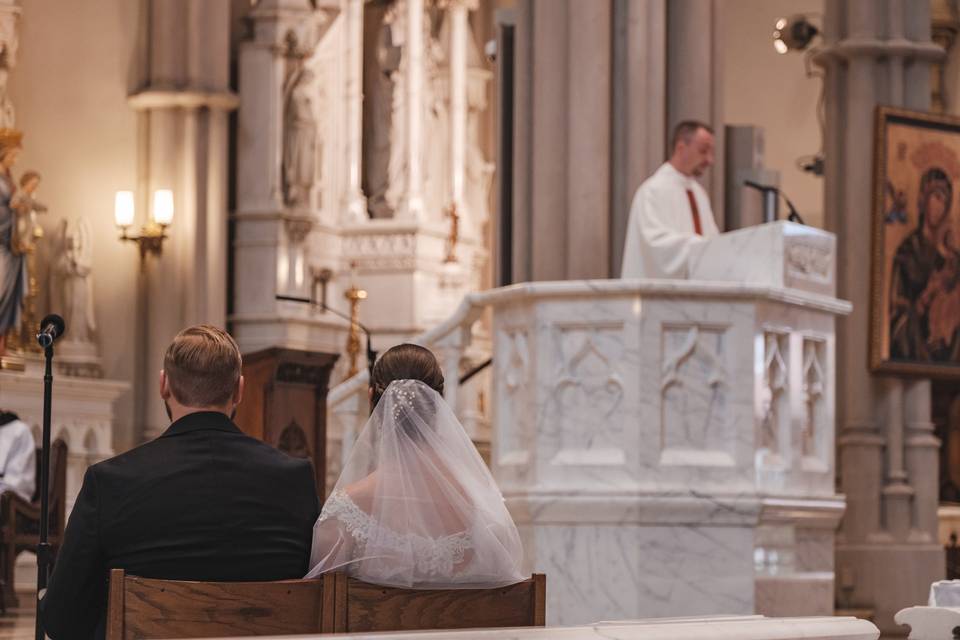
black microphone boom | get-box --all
[275,294,378,380]
[741,180,807,226]
[743,179,777,192]
[36,314,65,348]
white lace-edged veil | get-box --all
[305,379,525,588]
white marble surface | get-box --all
[232,0,492,363]
[0,364,128,514]
[895,606,960,640]
[488,267,848,624]
[689,222,836,297]
[211,615,879,640]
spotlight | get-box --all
[773,15,819,54]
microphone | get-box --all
[36,314,65,348]
[743,179,777,192]
[742,180,807,226]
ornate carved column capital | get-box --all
[284,215,315,245]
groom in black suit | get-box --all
[39,325,320,640]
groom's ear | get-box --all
[159,370,171,401]
[234,375,245,406]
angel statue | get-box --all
[55,217,97,346]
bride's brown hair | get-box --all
[370,343,445,409]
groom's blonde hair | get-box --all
[163,324,242,407]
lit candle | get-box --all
[114,191,135,228]
[152,189,174,226]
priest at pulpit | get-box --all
[620,120,719,279]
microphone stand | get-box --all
[743,181,807,226]
[778,191,807,226]
[34,344,54,640]
[275,294,377,381]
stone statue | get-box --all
[0,47,15,130]
[282,66,319,209]
[363,1,404,219]
[423,10,448,221]
[0,128,23,357]
[11,170,48,255]
[56,217,96,346]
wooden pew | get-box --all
[0,438,68,611]
[105,569,336,639]
[106,569,546,639]
[331,573,546,633]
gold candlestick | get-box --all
[344,281,368,378]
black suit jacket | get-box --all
[39,411,320,640]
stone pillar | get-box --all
[512,0,612,281]
[342,0,367,224]
[611,0,666,275]
[819,0,945,632]
[130,0,237,441]
[232,0,348,357]
[448,0,470,211]
[666,0,724,226]
[396,0,425,221]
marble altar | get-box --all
[232,0,492,367]
[490,222,849,624]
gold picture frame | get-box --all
[870,106,960,377]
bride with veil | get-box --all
[306,343,525,588]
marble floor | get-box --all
[0,592,36,640]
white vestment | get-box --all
[620,162,720,279]
[0,419,35,501]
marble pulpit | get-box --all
[490,222,849,625]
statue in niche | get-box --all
[363,1,404,219]
[0,128,23,357]
[54,217,97,346]
[423,8,448,220]
[282,64,319,210]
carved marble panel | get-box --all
[495,325,529,468]
[548,323,626,467]
[660,325,733,466]
[801,337,827,463]
[760,331,789,461]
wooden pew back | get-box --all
[332,573,546,633]
[106,569,545,638]
[106,569,335,639]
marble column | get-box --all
[611,0,666,274]
[666,0,724,227]
[818,0,945,632]
[129,0,237,441]
[396,0,425,221]
[512,0,612,282]
[342,0,367,224]
[448,0,471,213]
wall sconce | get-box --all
[115,189,173,262]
